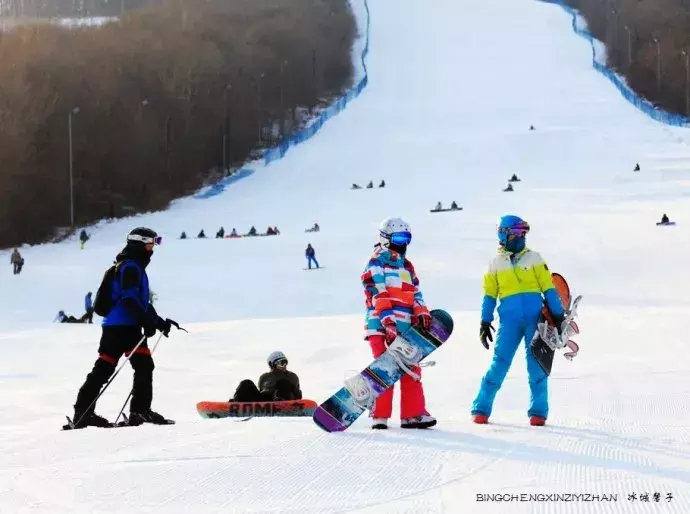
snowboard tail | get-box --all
[530,273,582,375]
[197,400,317,418]
[313,309,453,433]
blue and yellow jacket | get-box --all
[481,248,564,324]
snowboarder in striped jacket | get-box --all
[361,217,436,430]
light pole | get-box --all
[652,37,661,95]
[68,106,80,227]
[223,84,231,171]
[680,49,690,117]
[624,25,632,66]
[139,98,148,120]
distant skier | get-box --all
[508,174,521,182]
[230,351,302,402]
[450,201,459,210]
[379,180,386,188]
[197,229,206,238]
[366,181,373,189]
[10,248,23,275]
[216,227,225,238]
[434,201,442,211]
[361,217,436,429]
[180,231,187,239]
[79,229,90,250]
[503,183,514,192]
[471,215,565,427]
[83,291,94,324]
[68,227,179,429]
[305,244,319,269]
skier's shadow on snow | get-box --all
[343,426,690,484]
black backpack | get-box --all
[93,262,123,317]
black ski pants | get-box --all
[74,326,155,415]
[231,378,298,402]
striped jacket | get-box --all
[481,247,564,324]
[361,246,429,338]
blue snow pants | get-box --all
[471,317,549,418]
[307,256,319,269]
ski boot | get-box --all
[401,414,436,429]
[371,418,388,430]
[63,411,113,430]
[530,416,546,426]
[472,414,489,424]
[127,409,175,426]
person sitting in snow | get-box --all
[451,201,459,210]
[55,310,84,324]
[247,226,257,236]
[266,226,276,236]
[509,174,521,182]
[197,229,206,238]
[503,183,514,192]
[230,228,238,237]
[229,351,302,402]
[379,180,386,188]
[434,201,443,211]
[352,183,362,189]
[216,227,225,239]
[366,181,374,189]
[180,231,187,239]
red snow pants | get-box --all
[368,335,426,419]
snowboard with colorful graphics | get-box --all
[196,399,317,419]
[312,309,453,433]
[530,273,582,375]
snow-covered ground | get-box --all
[1,0,690,512]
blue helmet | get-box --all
[497,214,530,248]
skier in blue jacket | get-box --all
[471,215,565,426]
[68,227,179,429]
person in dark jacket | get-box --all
[10,248,23,275]
[230,351,302,402]
[82,292,94,323]
[305,244,319,269]
[68,227,179,429]
[216,227,225,239]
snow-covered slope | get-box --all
[1,0,689,512]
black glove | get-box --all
[143,319,157,338]
[552,312,566,335]
[156,317,176,337]
[479,321,495,350]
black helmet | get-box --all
[126,227,161,246]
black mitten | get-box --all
[479,321,495,350]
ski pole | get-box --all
[114,332,164,424]
[420,360,436,368]
[72,334,147,428]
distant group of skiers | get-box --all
[180,226,281,239]
[431,201,461,211]
[352,180,385,189]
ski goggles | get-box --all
[497,221,530,238]
[274,359,288,367]
[127,233,163,245]
[383,231,412,246]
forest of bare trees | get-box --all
[565,0,690,116]
[0,0,156,18]
[0,0,357,248]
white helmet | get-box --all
[378,217,412,248]
[267,350,288,368]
